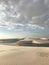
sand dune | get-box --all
[33,39,49,44]
[0,44,49,65]
[10,39,49,47]
[0,38,49,47]
[0,38,49,46]
[16,40,33,46]
[0,39,49,65]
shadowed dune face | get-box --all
[16,40,33,46]
[15,39,49,47]
[0,39,49,47]
[0,39,19,43]
[14,39,49,47]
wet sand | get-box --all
[0,44,49,65]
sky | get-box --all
[0,0,49,38]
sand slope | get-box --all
[0,45,49,65]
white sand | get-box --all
[33,39,49,44]
[0,44,49,65]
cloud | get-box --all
[0,0,49,31]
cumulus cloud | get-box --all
[0,0,49,31]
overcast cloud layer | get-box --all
[0,0,49,31]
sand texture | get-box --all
[0,44,49,65]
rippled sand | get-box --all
[0,44,49,65]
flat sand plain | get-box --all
[0,44,49,65]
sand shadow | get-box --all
[32,43,49,47]
[0,39,49,47]
[19,43,49,47]
[16,41,49,47]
